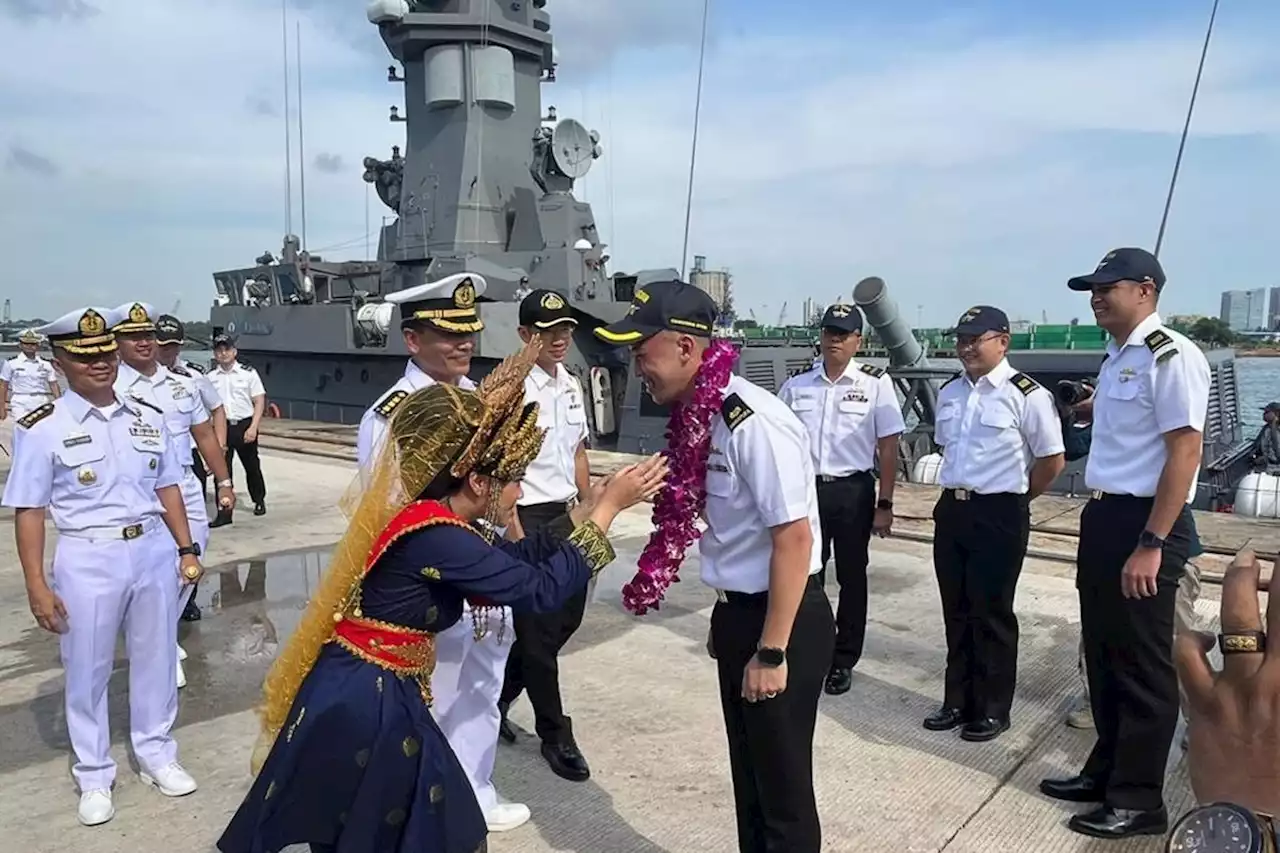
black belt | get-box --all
[714,574,823,605]
[943,488,1024,501]
[816,471,872,483]
[1088,490,1153,501]
[521,500,570,512]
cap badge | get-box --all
[831,304,852,318]
[540,292,565,311]
[79,310,106,336]
[960,308,979,323]
[453,279,476,309]
[128,303,148,324]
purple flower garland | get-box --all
[622,339,739,615]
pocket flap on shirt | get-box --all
[54,441,106,468]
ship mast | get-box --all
[679,0,712,282]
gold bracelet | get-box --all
[567,520,616,576]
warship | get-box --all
[207,0,1250,509]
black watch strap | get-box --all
[178,543,201,557]
[877,498,893,510]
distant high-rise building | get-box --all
[1221,288,1267,331]
[1269,287,1280,330]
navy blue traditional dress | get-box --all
[217,499,612,853]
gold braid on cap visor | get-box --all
[249,338,546,775]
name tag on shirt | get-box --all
[62,434,92,448]
[129,423,163,450]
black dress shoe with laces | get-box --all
[923,706,966,731]
[959,717,1009,742]
[824,667,852,695]
[1038,774,1105,803]
[253,502,266,516]
[1067,805,1168,839]
[541,742,590,782]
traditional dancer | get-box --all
[218,343,666,853]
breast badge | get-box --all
[77,467,97,486]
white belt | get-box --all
[59,517,163,541]
[11,391,50,397]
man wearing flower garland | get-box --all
[778,303,904,696]
[594,281,834,853]
[498,289,595,785]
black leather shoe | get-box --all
[209,511,232,529]
[541,742,590,782]
[180,599,202,622]
[960,717,1009,742]
[824,667,852,695]
[1067,805,1168,839]
[497,703,517,744]
[1039,774,1105,803]
[923,707,965,731]
[253,503,266,516]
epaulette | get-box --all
[129,395,163,415]
[940,371,961,389]
[185,361,207,374]
[857,363,886,379]
[169,364,191,378]
[16,402,54,429]
[374,389,408,418]
[1144,329,1179,364]
[720,392,754,431]
[1010,372,1041,396]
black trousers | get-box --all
[1077,494,1191,811]
[499,500,589,745]
[931,490,1030,720]
[814,472,875,670]
[191,447,208,495]
[224,420,266,505]
[712,577,834,853]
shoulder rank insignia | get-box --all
[857,363,886,379]
[1010,372,1040,396]
[129,396,163,415]
[17,402,54,429]
[1144,329,1179,364]
[375,389,409,418]
[169,364,190,377]
[721,393,755,431]
[940,371,961,389]
[185,361,207,374]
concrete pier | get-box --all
[0,428,1225,852]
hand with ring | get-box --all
[1175,549,1280,816]
[180,554,204,586]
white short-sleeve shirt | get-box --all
[518,363,589,506]
[1085,313,1211,503]
[209,362,265,422]
[934,357,1066,495]
[778,360,905,477]
[356,360,476,472]
[700,375,823,593]
[0,354,57,397]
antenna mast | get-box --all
[679,0,711,282]
[280,0,293,237]
[296,20,308,249]
[1154,0,1220,258]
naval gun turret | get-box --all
[853,276,954,457]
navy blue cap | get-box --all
[1264,402,1280,414]
[951,305,1010,336]
[519,289,577,329]
[155,314,185,345]
[1068,247,1166,291]
[212,332,235,347]
[592,280,716,344]
[820,303,863,333]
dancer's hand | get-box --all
[601,454,669,511]
[1175,550,1280,815]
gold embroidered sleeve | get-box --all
[566,520,615,576]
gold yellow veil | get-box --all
[250,340,545,773]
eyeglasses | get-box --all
[955,333,1000,350]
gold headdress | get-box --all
[251,340,546,772]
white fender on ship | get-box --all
[911,452,943,486]
[1232,471,1280,519]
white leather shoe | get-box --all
[485,801,531,832]
[177,643,188,662]
[176,659,187,689]
[77,789,114,826]
[139,762,197,797]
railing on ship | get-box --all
[724,323,1112,356]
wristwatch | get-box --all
[876,498,893,511]
[177,542,202,558]
[1166,802,1274,852]
[216,479,233,488]
[755,646,786,667]
[1137,529,1166,550]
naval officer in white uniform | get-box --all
[594,281,834,853]
[1039,248,1210,840]
[111,303,236,687]
[778,303,905,696]
[498,290,594,786]
[925,305,1064,742]
[1,328,60,422]
[2,306,205,826]
[355,273,529,832]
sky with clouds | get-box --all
[1,0,1277,327]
